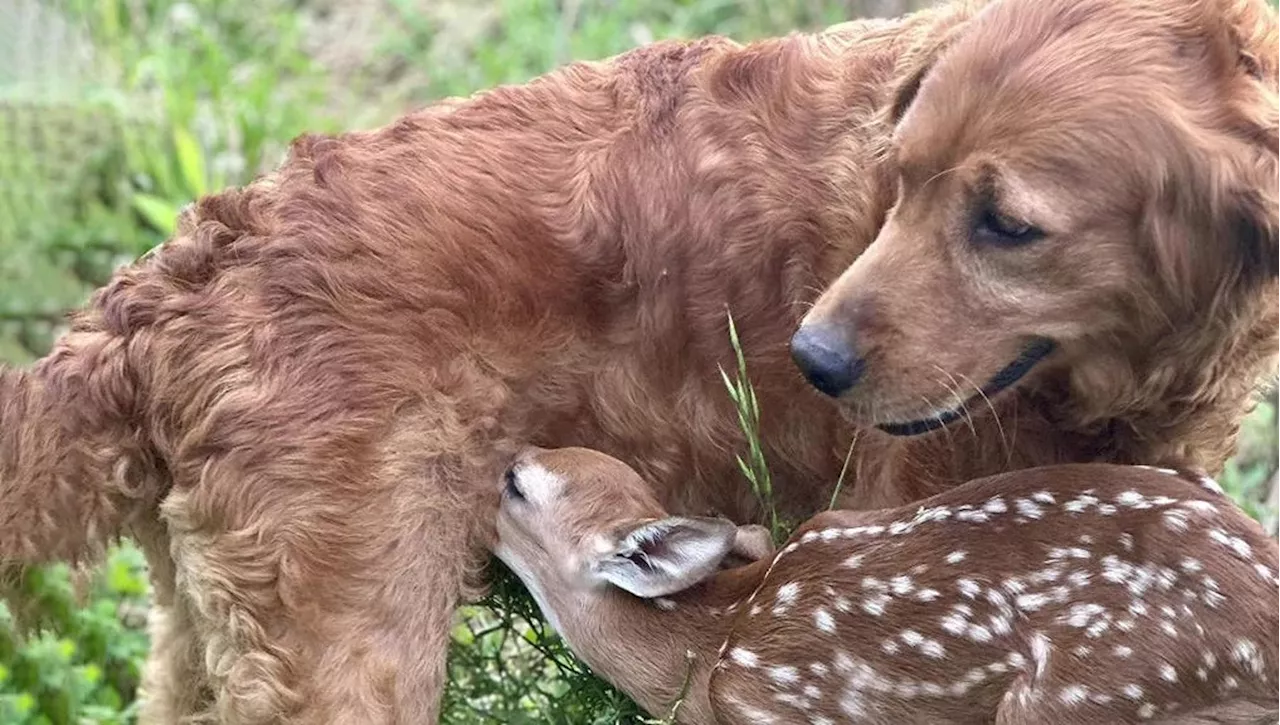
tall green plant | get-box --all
[718,310,786,543]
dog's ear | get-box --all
[1220,40,1279,287]
[1224,172,1279,286]
[1144,0,1279,302]
[1145,142,1278,307]
[1189,0,1278,288]
[884,16,968,128]
[1228,79,1280,281]
[887,57,933,127]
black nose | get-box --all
[790,324,865,397]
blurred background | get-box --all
[0,0,1275,722]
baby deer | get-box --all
[494,447,1279,724]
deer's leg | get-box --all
[160,423,503,725]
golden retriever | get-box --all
[0,0,1275,722]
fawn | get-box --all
[493,447,1280,724]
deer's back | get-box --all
[708,464,1278,724]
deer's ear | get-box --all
[591,516,737,598]
[732,524,776,562]
[718,524,778,570]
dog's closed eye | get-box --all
[975,206,1044,247]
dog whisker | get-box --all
[921,164,962,192]
[929,368,977,438]
[953,369,1012,466]
[915,391,957,448]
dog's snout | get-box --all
[790,324,865,398]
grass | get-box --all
[0,0,1277,722]
[718,310,787,544]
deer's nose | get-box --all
[790,323,865,398]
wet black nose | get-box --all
[790,324,865,398]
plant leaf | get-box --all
[131,194,180,236]
[173,126,207,197]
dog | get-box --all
[1,0,1275,721]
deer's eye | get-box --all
[504,467,526,501]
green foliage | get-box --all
[1,0,330,359]
[1,0,333,720]
[0,546,149,725]
[718,310,786,544]
[375,0,861,105]
[443,565,647,724]
[1,0,1277,723]
[1220,391,1279,530]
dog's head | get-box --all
[794,0,1277,435]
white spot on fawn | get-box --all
[945,550,967,564]
[890,575,915,596]
[1117,490,1147,508]
[1030,632,1051,679]
[768,665,799,686]
[941,612,968,636]
[777,582,800,604]
[1198,475,1224,495]
[1065,603,1106,628]
[1059,684,1089,705]
[920,639,946,659]
[914,588,941,602]
[1183,500,1218,515]
[1208,529,1253,560]
[1232,639,1264,677]
[968,624,993,644]
[730,648,759,668]
[862,594,890,617]
[1015,498,1044,519]
[1016,593,1050,612]
[1065,493,1099,513]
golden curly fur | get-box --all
[1,0,1275,722]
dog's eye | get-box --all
[976,208,1044,247]
[504,467,525,501]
